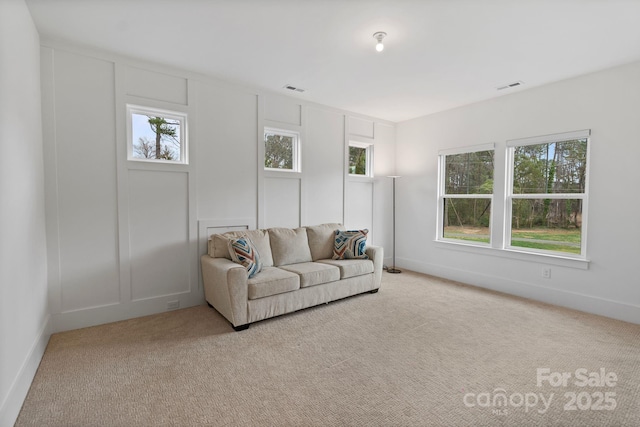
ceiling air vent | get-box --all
[283,84,306,93]
[497,80,524,91]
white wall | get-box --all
[40,42,396,333]
[345,116,397,259]
[396,61,640,324]
[0,0,50,425]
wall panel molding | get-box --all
[41,44,395,334]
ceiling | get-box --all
[26,0,640,123]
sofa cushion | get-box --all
[211,229,274,267]
[279,262,340,288]
[317,259,374,279]
[268,227,313,266]
[227,237,262,278]
[306,223,345,261]
[332,229,369,260]
[247,267,300,300]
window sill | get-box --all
[433,239,590,270]
[126,160,190,173]
[347,175,374,183]
[264,169,302,178]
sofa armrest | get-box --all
[201,255,249,327]
[366,245,384,288]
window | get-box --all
[264,128,300,172]
[507,130,589,257]
[438,145,494,245]
[349,142,373,177]
[127,105,187,164]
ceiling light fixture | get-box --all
[373,31,387,52]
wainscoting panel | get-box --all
[263,177,301,228]
[345,180,373,233]
[304,107,344,225]
[128,170,190,301]
[197,218,255,257]
[125,66,188,105]
[52,50,121,312]
[348,116,374,139]
[264,94,302,126]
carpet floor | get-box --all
[16,270,640,426]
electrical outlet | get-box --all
[167,300,180,310]
[542,267,551,279]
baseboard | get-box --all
[383,256,394,269]
[397,257,640,325]
[51,293,205,333]
[0,315,51,427]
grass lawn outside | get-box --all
[443,226,581,254]
[511,228,581,254]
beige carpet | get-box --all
[16,270,640,426]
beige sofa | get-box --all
[201,223,383,331]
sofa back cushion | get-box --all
[268,227,313,266]
[210,229,274,267]
[306,223,345,261]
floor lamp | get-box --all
[387,176,401,274]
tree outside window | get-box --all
[508,137,588,255]
[440,149,494,245]
[437,130,590,259]
[128,105,186,164]
[349,142,373,177]
[264,128,299,172]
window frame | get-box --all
[126,104,188,164]
[263,127,301,173]
[436,143,495,247]
[505,129,590,259]
[348,141,374,178]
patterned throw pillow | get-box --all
[228,237,262,278]
[332,229,369,260]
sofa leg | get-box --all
[206,301,213,308]
[233,324,250,332]
[369,288,379,294]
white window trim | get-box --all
[348,141,374,179]
[264,127,301,173]
[506,129,590,148]
[435,132,591,268]
[505,129,591,259]
[438,143,495,156]
[126,104,188,164]
[437,143,495,247]
[434,239,590,270]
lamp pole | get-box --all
[387,176,401,274]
